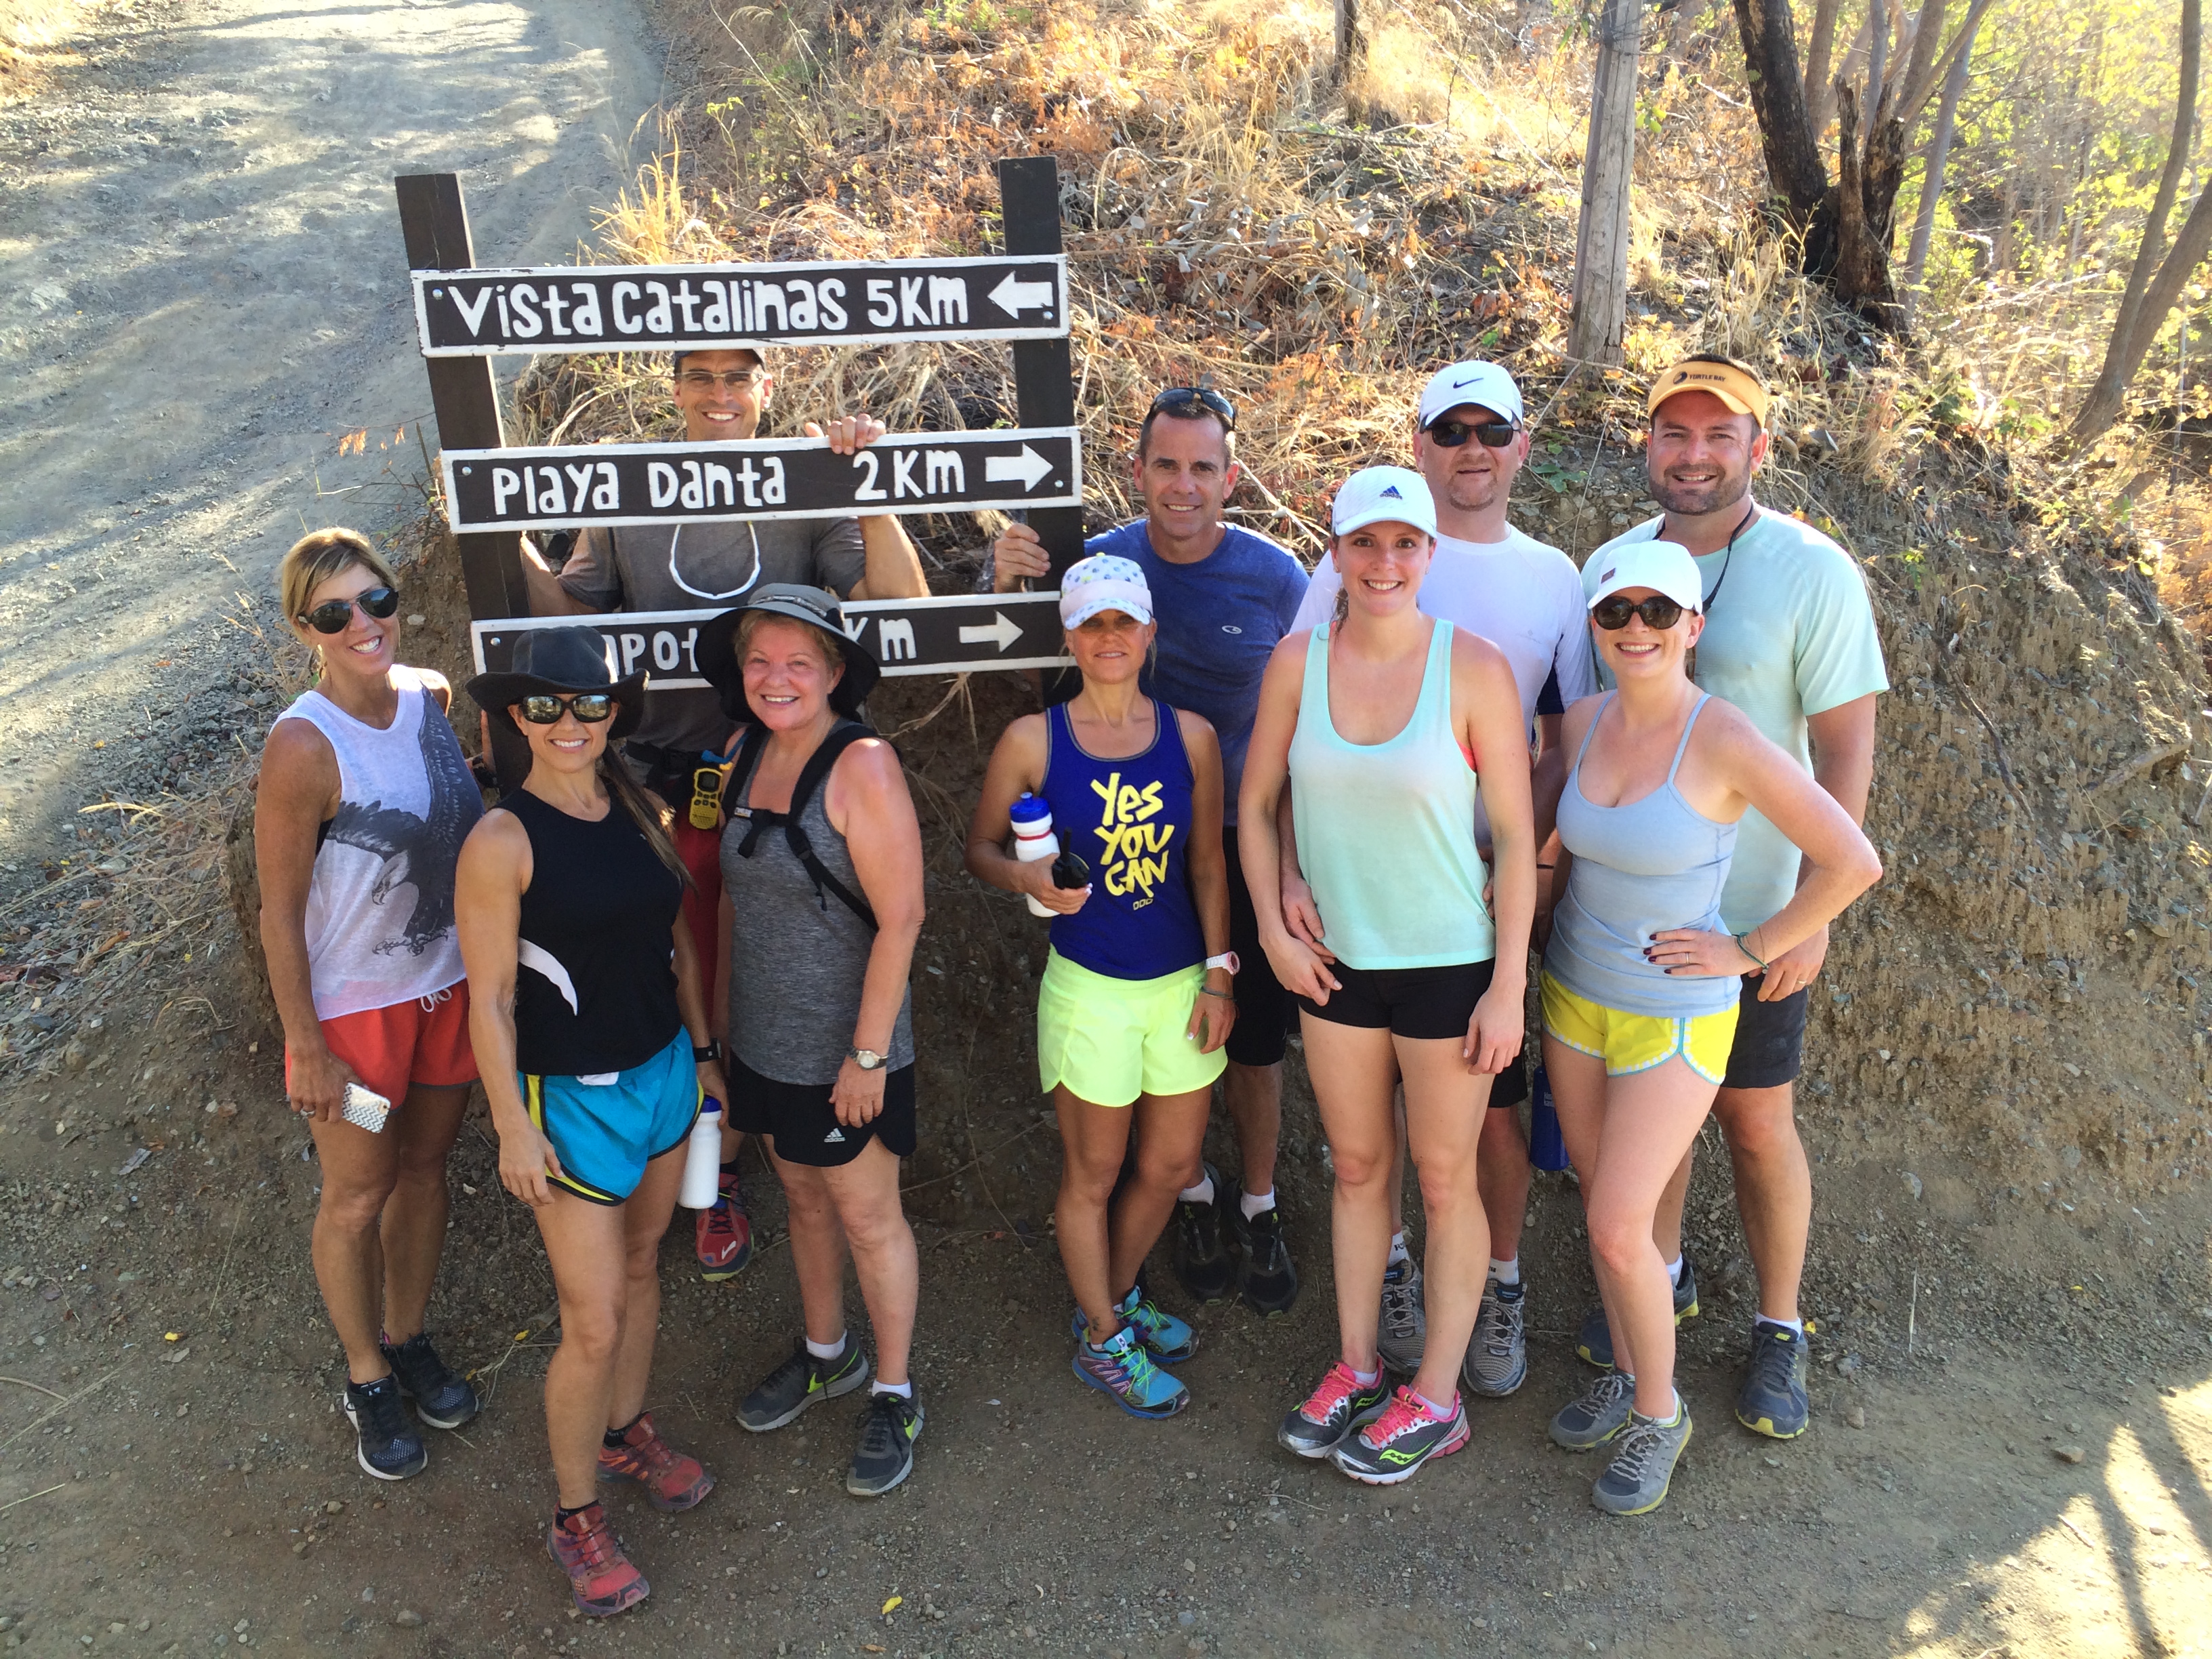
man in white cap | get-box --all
[1288,360,1595,1404]
[1580,352,1887,1441]
[991,388,1311,1319]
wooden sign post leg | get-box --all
[997,157,1084,582]
[394,172,530,621]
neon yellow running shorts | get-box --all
[1038,949,1227,1109]
[1540,971,1741,1086]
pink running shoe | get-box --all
[1329,1385,1469,1486]
[596,1412,715,1513]
[547,1502,649,1617]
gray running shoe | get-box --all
[1462,1279,1528,1397]
[1376,1256,1427,1374]
[1549,1368,1636,1451]
[1592,1399,1693,1516]
[1576,1255,1698,1369]
[737,1335,870,1433]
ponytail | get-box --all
[598,750,693,889]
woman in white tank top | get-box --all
[254,529,486,1484]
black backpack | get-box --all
[720,721,878,930]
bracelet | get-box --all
[1197,986,1235,1000]
[1733,931,1769,971]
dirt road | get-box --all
[0,0,668,879]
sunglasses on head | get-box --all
[519,692,616,724]
[1149,386,1236,430]
[1427,418,1519,449]
[300,587,400,634]
[1591,594,1689,632]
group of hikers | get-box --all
[253,343,1885,1617]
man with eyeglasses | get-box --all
[520,346,928,1284]
[1286,361,1595,1404]
[1580,353,1887,1441]
[991,386,1312,1319]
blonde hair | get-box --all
[734,607,844,670]
[279,529,400,668]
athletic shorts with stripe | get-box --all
[520,1029,699,1204]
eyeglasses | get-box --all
[1591,594,1689,632]
[300,587,400,634]
[676,369,767,391]
[518,693,617,724]
[1427,418,1519,449]
[1149,386,1236,430]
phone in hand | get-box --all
[340,1084,392,1133]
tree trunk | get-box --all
[1830,82,1904,319]
[1802,0,1846,115]
[1809,7,1872,139]
[2072,178,2212,450]
[1735,0,1829,220]
[1666,0,1712,64]
[1333,0,1365,84]
[2071,0,2203,449]
[1903,6,1978,316]
[1568,0,1643,367]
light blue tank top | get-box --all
[1289,620,1494,970]
[1545,692,1739,1017]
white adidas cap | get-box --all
[1586,540,1706,614]
[1331,466,1438,538]
[1416,361,1524,429]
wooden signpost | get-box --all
[395,155,1089,715]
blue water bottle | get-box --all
[1528,1065,1569,1171]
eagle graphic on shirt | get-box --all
[323,701,483,957]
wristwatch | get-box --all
[1204,952,1240,975]
[848,1046,888,1071]
[693,1040,721,1064]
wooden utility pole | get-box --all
[1567,0,1641,368]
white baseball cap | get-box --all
[1417,361,1524,430]
[1586,541,1706,614]
[1331,466,1438,538]
[1059,553,1155,628]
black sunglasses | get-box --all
[1591,594,1688,632]
[1427,418,1519,449]
[300,587,401,634]
[518,692,617,724]
[1149,386,1236,430]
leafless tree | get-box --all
[1568,0,1643,367]
[1902,2,1984,318]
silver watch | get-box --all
[847,1046,888,1071]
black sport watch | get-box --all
[693,1040,721,1064]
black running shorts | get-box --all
[727,1055,918,1168]
[1296,958,1495,1043]
[1223,829,1296,1070]
[1720,976,1809,1090]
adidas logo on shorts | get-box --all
[824,1128,846,1144]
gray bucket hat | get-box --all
[696,584,880,720]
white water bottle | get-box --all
[1010,793,1059,918]
[678,1096,724,1209]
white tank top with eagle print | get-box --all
[272,667,484,1021]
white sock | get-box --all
[1489,1256,1520,1286]
[1637,1389,1684,1426]
[1664,1256,1684,1288]
[1346,1360,1381,1388]
[804,1332,847,1361]
[1387,1231,1410,1268]
[1414,1388,1457,1420]
[869,1379,912,1400]
[1757,1315,1805,1338]
[1178,1174,1215,1206]
[1239,1187,1275,1222]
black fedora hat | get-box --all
[466,626,650,742]
[696,583,880,721]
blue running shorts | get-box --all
[521,1029,699,1205]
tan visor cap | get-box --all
[1648,359,1769,428]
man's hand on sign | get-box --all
[991,521,1052,593]
[805,414,890,456]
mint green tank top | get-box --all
[1288,620,1494,970]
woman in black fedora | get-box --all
[695,585,930,1499]
[453,626,726,1618]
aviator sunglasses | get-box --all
[519,692,617,724]
[300,586,401,634]
[1427,418,1519,449]
[1591,594,1689,632]
[1149,386,1237,430]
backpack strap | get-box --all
[724,721,879,931]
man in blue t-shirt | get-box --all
[993,389,1311,1317]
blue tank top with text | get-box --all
[1039,698,1206,982]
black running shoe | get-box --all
[1171,1162,1237,1305]
[380,1332,480,1430]
[846,1391,924,1497]
[1735,1319,1811,1439]
[1231,1192,1299,1317]
[737,1335,871,1433]
[343,1374,427,1481]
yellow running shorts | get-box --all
[1038,949,1226,1109]
[1540,971,1740,1086]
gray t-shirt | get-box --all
[558,518,868,756]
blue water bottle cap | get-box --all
[700,1095,722,1117]
[1009,792,1051,825]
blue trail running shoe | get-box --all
[1071,1283,1195,1364]
[1735,1319,1811,1439]
[1073,1325,1189,1419]
[1576,1255,1698,1369]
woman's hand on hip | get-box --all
[1646,928,1762,979]
[830,1057,888,1128]
[497,1118,563,1210]
[287,1044,359,1125]
[1186,970,1237,1054]
[1464,981,1523,1075]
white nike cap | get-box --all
[1331,466,1439,538]
[1417,361,1524,429]
[1586,541,1706,614]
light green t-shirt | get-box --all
[1584,510,1888,933]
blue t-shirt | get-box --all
[1084,520,1311,825]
